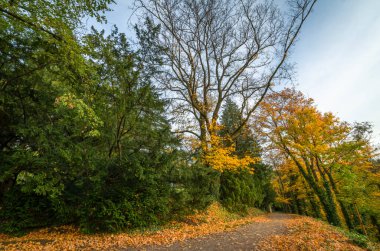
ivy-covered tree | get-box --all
[256,88,379,237]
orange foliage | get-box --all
[256,88,379,220]
[257,216,371,251]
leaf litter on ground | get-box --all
[0,203,267,251]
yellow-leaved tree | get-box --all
[256,88,379,235]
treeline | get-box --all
[0,0,273,234]
[2,0,378,243]
[256,89,380,240]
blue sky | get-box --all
[292,0,380,143]
[89,0,380,143]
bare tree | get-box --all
[135,0,317,146]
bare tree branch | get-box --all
[135,0,317,143]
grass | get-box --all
[336,228,380,251]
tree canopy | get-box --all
[256,89,379,237]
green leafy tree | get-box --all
[0,1,111,231]
[0,1,217,234]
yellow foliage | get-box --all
[275,196,291,205]
[257,88,379,224]
[201,123,258,172]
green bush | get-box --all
[75,161,219,233]
[342,230,370,248]
[169,164,220,214]
[0,189,59,234]
[219,164,275,213]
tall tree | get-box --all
[135,0,317,149]
[0,0,112,205]
[0,0,115,232]
[255,89,378,227]
[220,98,261,157]
[218,99,275,212]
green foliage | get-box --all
[0,188,58,234]
[67,159,219,233]
[168,163,220,214]
[338,228,371,249]
[0,0,107,206]
[218,99,275,213]
[220,165,275,213]
[0,1,219,235]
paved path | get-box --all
[129,213,296,251]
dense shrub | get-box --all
[0,158,219,234]
[0,189,59,234]
[219,164,275,213]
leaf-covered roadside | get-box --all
[257,216,379,251]
[0,204,267,251]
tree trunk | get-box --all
[292,157,342,226]
[370,215,380,241]
[325,168,353,229]
[354,203,367,236]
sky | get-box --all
[88,0,380,143]
[291,0,380,143]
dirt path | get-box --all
[2,212,367,250]
[128,213,296,251]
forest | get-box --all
[0,0,379,249]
